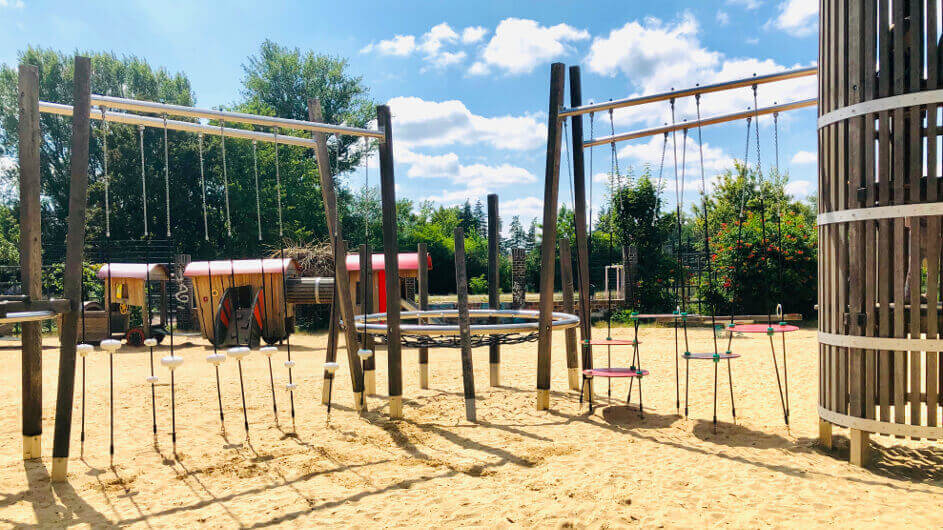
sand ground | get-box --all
[0,325,940,528]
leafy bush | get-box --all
[468,274,488,294]
[701,208,816,316]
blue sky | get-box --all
[0,0,819,227]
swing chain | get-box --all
[221,123,232,237]
[252,140,262,241]
[162,114,171,238]
[198,133,209,241]
[274,130,284,238]
[101,109,110,238]
[138,124,148,237]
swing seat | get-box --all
[682,351,740,360]
[582,367,648,378]
[584,338,641,346]
[729,323,799,333]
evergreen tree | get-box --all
[506,215,526,251]
[473,199,486,238]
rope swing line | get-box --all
[577,105,647,415]
[750,85,789,427]
[772,111,790,423]
[252,140,278,422]
[669,97,688,414]
[359,137,372,411]
[218,125,250,436]
[197,131,226,429]
[725,115,752,347]
[689,93,737,430]
[161,115,183,454]
[606,106,617,399]
[199,133,209,241]
[143,122,157,437]
[274,132,297,422]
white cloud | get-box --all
[790,150,816,164]
[785,179,814,197]
[586,13,721,91]
[727,0,762,9]
[387,96,545,151]
[769,0,818,37]
[418,22,459,58]
[361,34,416,56]
[427,51,466,69]
[478,18,589,75]
[397,147,535,185]
[716,11,730,25]
[617,133,735,180]
[0,0,25,8]
[461,26,488,44]
[362,22,467,69]
[583,14,816,132]
[467,61,490,76]
[502,197,544,221]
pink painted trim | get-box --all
[345,252,433,272]
[183,258,298,277]
[97,263,170,280]
[730,324,800,333]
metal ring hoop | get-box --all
[353,309,580,337]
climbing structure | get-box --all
[817,0,943,466]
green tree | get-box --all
[607,172,677,311]
[240,39,375,177]
[0,47,196,245]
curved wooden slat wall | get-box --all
[818,0,943,447]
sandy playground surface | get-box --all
[0,325,940,528]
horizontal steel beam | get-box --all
[560,66,817,118]
[584,98,817,148]
[39,101,319,148]
[90,94,385,139]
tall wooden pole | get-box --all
[487,193,501,386]
[51,56,91,481]
[17,64,42,462]
[536,62,566,410]
[308,98,364,409]
[417,242,430,389]
[560,238,579,390]
[376,105,403,419]
[360,244,376,395]
[569,64,594,401]
[454,227,476,422]
[320,293,339,404]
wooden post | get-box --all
[818,419,833,450]
[17,64,43,462]
[849,428,870,466]
[454,227,476,422]
[321,295,339,404]
[376,104,403,419]
[417,243,429,389]
[568,65,593,401]
[560,238,579,390]
[511,248,526,308]
[51,56,92,481]
[308,98,364,409]
[360,244,376,395]
[487,194,500,386]
[535,62,566,410]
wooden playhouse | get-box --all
[184,258,299,347]
[346,252,432,314]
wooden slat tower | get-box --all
[818,0,943,466]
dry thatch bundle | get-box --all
[268,239,334,277]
